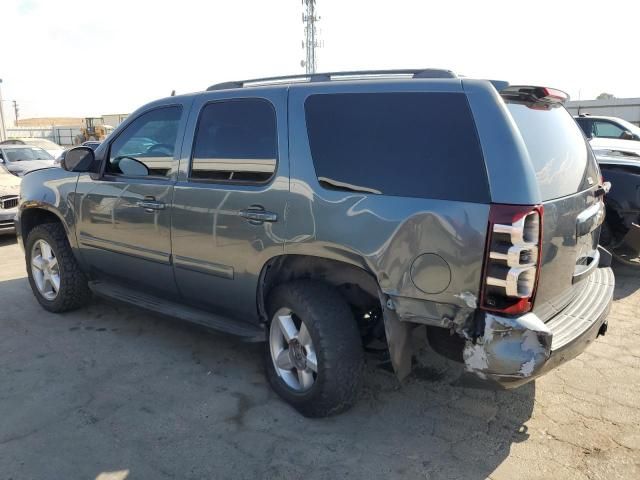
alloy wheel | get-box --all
[269,307,318,392]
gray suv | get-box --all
[17,70,614,417]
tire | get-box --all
[25,223,91,313]
[265,280,364,417]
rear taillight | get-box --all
[480,204,543,315]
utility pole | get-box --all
[12,100,19,126]
[0,79,6,141]
[301,0,322,74]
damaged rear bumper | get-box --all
[463,266,614,388]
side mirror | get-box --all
[116,156,149,176]
[62,146,95,172]
[621,130,634,140]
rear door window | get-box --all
[190,99,277,183]
[304,92,489,203]
[507,103,599,200]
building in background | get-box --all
[565,97,640,126]
[102,113,128,128]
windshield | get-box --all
[507,102,599,200]
[3,147,54,162]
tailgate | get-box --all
[504,97,603,320]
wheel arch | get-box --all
[257,254,382,323]
[19,206,76,249]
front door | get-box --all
[171,90,289,322]
[75,104,188,297]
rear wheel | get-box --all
[26,223,91,312]
[265,281,364,417]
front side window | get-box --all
[107,106,182,178]
[593,120,625,139]
[191,99,277,183]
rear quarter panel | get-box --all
[285,82,490,322]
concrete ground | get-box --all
[0,235,639,480]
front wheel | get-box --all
[25,223,91,312]
[265,281,364,417]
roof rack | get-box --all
[206,68,456,91]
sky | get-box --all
[1,0,639,123]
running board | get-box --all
[88,281,265,341]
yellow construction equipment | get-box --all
[74,118,114,145]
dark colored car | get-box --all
[17,70,614,416]
[596,149,640,267]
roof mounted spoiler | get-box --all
[500,85,570,104]
[206,68,457,91]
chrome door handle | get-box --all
[136,200,166,212]
[238,208,278,223]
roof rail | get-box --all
[206,68,456,91]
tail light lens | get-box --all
[480,204,543,315]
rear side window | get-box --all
[191,99,277,183]
[507,103,598,200]
[304,92,489,202]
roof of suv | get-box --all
[205,68,459,92]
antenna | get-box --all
[301,0,322,74]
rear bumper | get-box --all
[463,266,614,388]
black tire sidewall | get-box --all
[264,281,363,417]
[26,225,64,311]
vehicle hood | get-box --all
[46,148,65,159]
[589,137,640,156]
[6,160,56,176]
[0,171,21,196]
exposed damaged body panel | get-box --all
[597,153,640,266]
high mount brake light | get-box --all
[540,87,569,102]
[480,204,543,315]
[500,85,570,105]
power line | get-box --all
[301,0,322,74]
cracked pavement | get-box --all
[0,236,639,479]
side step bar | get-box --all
[88,281,265,342]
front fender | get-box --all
[18,168,80,249]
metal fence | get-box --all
[5,126,82,146]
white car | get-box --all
[0,137,65,160]
[574,115,640,157]
[0,165,20,235]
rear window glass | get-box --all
[304,92,489,203]
[506,103,599,200]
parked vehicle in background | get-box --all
[0,145,56,177]
[0,165,20,235]
[0,138,65,159]
[82,141,101,150]
[18,70,614,417]
[575,114,640,157]
[55,141,102,167]
[596,149,640,267]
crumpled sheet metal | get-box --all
[463,312,552,380]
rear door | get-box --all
[171,89,289,323]
[75,102,189,297]
[505,101,603,319]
